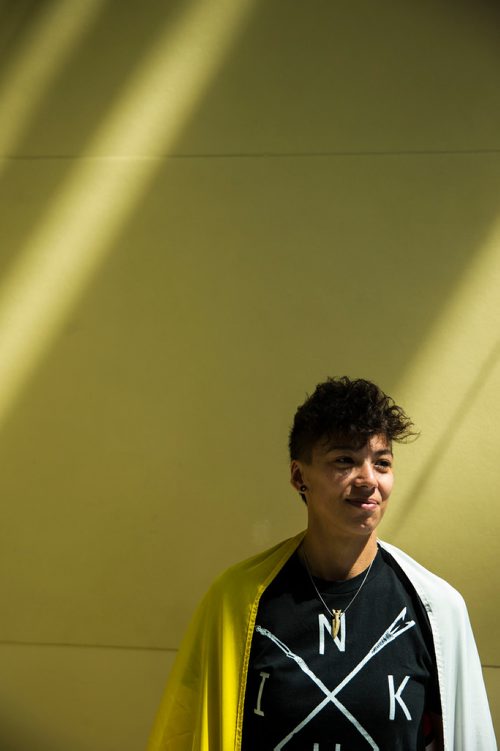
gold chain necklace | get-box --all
[301,549,375,639]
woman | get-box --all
[147,377,496,750]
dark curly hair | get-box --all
[289,376,417,463]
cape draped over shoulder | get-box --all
[147,533,497,751]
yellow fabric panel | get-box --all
[147,534,303,750]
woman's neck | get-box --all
[300,530,378,581]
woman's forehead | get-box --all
[319,433,393,454]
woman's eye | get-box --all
[376,460,392,470]
[335,456,353,465]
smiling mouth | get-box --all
[346,498,379,510]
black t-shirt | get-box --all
[242,547,440,750]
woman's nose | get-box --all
[353,462,376,486]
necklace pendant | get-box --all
[332,609,342,639]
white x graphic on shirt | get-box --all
[256,607,415,750]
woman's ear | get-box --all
[290,461,308,504]
[290,460,305,491]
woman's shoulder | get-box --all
[212,531,305,593]
[378,539,467,611]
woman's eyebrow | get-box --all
[325,445,393,456]
[323,444,357,453]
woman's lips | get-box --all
[346,498,378,510]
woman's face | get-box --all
[291,434,394,541]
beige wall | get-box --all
[0,0,499,748]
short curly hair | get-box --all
[289,376,417,462]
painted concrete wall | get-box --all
[0,1,499,748]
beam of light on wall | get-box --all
[0,0,104,164]
[0,0,255,427]
[389,218,500,528]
